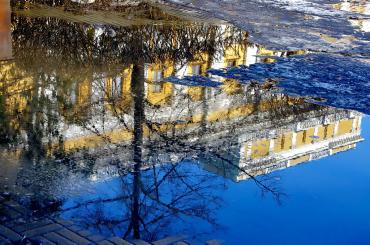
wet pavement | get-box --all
[0,0,370,244]
[0,199,194,244]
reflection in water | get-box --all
[334,1,370,32]
[0,5,366,243]
[208,54,370,114]
[0,0,12,60]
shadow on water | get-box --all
[0,0,369,242]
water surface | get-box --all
[0,1,370,244]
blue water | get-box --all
[60,116,370,244]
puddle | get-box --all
[1,0,370,243]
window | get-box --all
[302,130,307,144]
[280,135,285,150]
[192,64,201,75]
[323,125,328,140]
[205,87,213,100]
[70,90,76,104]
[153,70,163,82]
[69,82,77,104]
[111,76,122,97]
[152,82,163,93]
[227,59,237,67]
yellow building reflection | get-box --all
[233,112,363,181]
[0,17,364,184]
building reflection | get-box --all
[0,4,366,241]
[203,109,363,182]
[0,13,364,181]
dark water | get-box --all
[1,1,370,244]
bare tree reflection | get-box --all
[0,15,325,241]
